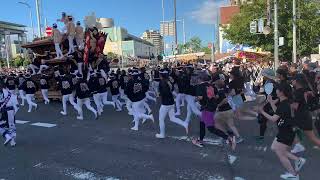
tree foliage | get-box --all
[223,0,320,61]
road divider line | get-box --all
[31,122,57,128]
[16,120,30,124]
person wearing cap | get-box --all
[107,73,123,112]
[95,72,115,112]
[21,73,38,113]
[75,21,84,50]
[39,73,51,105]
[126,70,154,131]
[155,69,188,139]
[0,80,18,147]
[52,23,64,59]
[16,72,26,106]
[66,16,76,55]
[75,74,97,120]
[58,71,78,116]
[4,74,19,113]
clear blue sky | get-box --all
[1,0,228,46]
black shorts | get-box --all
[276,131,295,146]
[296,112,313,131]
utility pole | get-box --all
[182,19,186,45]
[173,0,178,56]
[35,0,42,37]
[274,0,279,69]
[293,0,297,63]
[18,1,35,40]
[162,0,166,56]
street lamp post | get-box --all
[174,0,178,59]
[274,0,279,69]
[18,1,35,40]
[35,0,42,37]
[293,0,297,63]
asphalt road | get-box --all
[0,99,319,180]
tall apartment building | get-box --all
[141,30,164,55]
[230,0,252,5]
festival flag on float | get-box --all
[83,30,91,65]
[95,32,107,55]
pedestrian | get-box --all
[52,23,64,59]
[192,73,237,150]
[127,70,154,131]
[75,74,97,120]
[66,16,76,55]
[16,72,26,106]
[0,81,17,147]
[259,83,305,180]
[58,71,78,116]
[107,73,123,112]
[39,73,50,104]
[21,73,37,112]
[155,70,188,138]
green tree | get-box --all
[23,59,31,67]
[13,56,25,67]
[185,37,202,53]
[223,0,320,61]
[202,47,212,54]
[106,52,118,59]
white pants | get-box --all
[0,110,16,140]
[9,90,18,113]
[38,65,49,74]
[93,93,103,114]
[28,64,39,75]
[77,63,83,75]
[143,98,152,114]
[77,98,97,119]
[112,94,122,110]
[26,94,37,112]
[68,35,75,54]
[185,95,201,124]
[146,91,156,102]
[132,100,152,129]
[62,94,78,114]
[55,43,63,58]
[125,97,133,115]
[41,89,50,104]
[175,93,185,114]
[99,92,115,108]
[19,90,26,106]
[152,81,160,95]
[100,69,108,81]
[158,105,187,136]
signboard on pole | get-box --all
[250,21,257,34]
[258,18,264,33]
[45,27,52,36]
[279,37,284,46]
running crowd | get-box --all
[0,58,320,180]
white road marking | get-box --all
[16,120,30,124]
[64,168,119,180]
[169,136,222,146]
[234,177,246,180]
[208,175,225,180]
[31,122,57,128]
[228,155,237,165]
[33,163,43,168]
[200,153,209,158]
